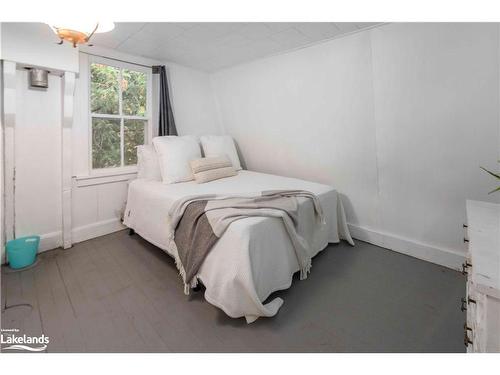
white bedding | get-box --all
[123,170,353,323]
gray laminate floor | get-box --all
[1,230,465,352]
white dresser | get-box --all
[464,200,500,352]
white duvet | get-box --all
[123,170,353,323]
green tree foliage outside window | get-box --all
[92,118,121,168]
[124,120,146,166]
[91,64,119,114]
[122,69,147,117]
[91,63,147,169]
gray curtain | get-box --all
[154,65,177,136]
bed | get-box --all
[123,169,353,323]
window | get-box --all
[90,59,150,170]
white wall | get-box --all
[168,63,222,136]
[214,30,380,228]
[211,23,500,268]
[369,23,499,263]
[14,71,63,250]
[1,23,79,73]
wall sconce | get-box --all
[28,68,50,88]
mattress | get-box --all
[123,170,353,323]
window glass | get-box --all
[90,63,119,115]
[124,119,146,166]
[89,60,149,169]
[122,69,147,116]
[92,118,121,169]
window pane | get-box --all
[92,118,121,168]
[91,63,119,114]
[122,69,147,116]
[124,119,146,166]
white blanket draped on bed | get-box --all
[123,170,354,323]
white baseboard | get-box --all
[348,223,465,271]
[39,231,63,253]
[72,218,126,244]
[1,231,62,265]
[3,219,464,272]
[1,220,126,265]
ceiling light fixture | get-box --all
[48,22,115,47]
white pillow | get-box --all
[200,135,242,170]
[137,145,161,181]
[153,135,201,184]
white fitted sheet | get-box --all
[123,170,353,322]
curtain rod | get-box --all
[79,51,162,71]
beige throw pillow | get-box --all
[190,156,237,183]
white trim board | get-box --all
[3,185,130,263]
[1,219,124,265]
[38,231,63,253]
[71,218,125,244]
[62,71,76,250]
[348,223,465,271]
[73,171,137,188]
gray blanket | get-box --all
[166,190,325,294]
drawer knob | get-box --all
[464,324,473,346]
[464,334,473,347]
[461,262,472,276]
[461,264,468,276]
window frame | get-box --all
[88,55,152,175]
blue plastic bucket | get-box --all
[6,236,40,269]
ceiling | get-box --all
[90,23,382,72]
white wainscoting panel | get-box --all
[71,173,136,245]
[72,218,125,244]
